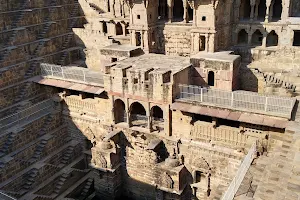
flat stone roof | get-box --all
[112,54,191,73]
[191,51,240,62]
[100,44,143,57]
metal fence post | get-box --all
[200,87,203,102]
[265,97,268,112]
[231,92,234,107]
[51,65,54,76]
[62,67,64,78]
[83,70,86,82]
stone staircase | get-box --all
[0,132,17,157]
[88,3,104,14]
[14,82,32,103]
[253,68,296,92]
[28,139,48,164]
[78,178,94,199]
[52,173,69,194]
[57,4,79,65]
[61,146,75,165]
[249,122,300,200]
[22,168,39,193]
[24,61,40,80]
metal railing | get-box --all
[131,114,148,121]
[221,142,257,200]
[40,63,104,86]
[0,191,17,200]
[0,99,54,131]
[177,84,295,118]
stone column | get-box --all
[147,115,151,129]
[167,0,174,22]
[262,33,267,47]
[121,23,126,36]
[265,0,272,22]
[183,0,189,23]
[100,22,104,34]
[144,31,149,53]
[281,0,290,21]
[195,33,200,52]
[131,30,136,46]
[205,33,209,52]
[141,31,144,48]
[248,32,252,45]
[250,0,256,21]
[235,0,241,22]
[254,0,260,20]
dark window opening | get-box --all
[293,31,300,46]
[188,6,193,21]
[114,99,126,123]
[200,36,206,51]
[266,30,278,47]
[195,171,202,183]
[202,16,206,21]
[240,0,251,20]
[273,0,282,20]
[163,71,171,83]
[173,0,184,22]
[103,22,108,34]
[251,30,263,46]
[193,114,213,123]
[84,93,95,99]
[218,118,240,128]
[258,0,267,20]
[136,32,141,46]
[85,139,93,149]
[208,71,215,86]
[158,0,168,20]
[133,78,138,84]
[116,22,123,35]
[70,90,80,96]
[111,57,118,62]
[137,15,141,19]
[238,29,248,44]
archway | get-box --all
[258,0,267,20]
[208,71,215,86]
[237,29,248,44]
[114,99,126,123]
[240,0,251,20]
[273,0,282,20]
[173,0,184,22]
[266,30,278,47]
[116,22,123,35]
[130,102,147,127]
[151,106,164,131]
[251,30,263,46]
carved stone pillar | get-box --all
[141,30,144,48]
[262,33,267,47]
[131,30,136,46]
[167,0,174,22]
[265,0,272,22]
[183,0,189,23]
[250,0,256,21]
